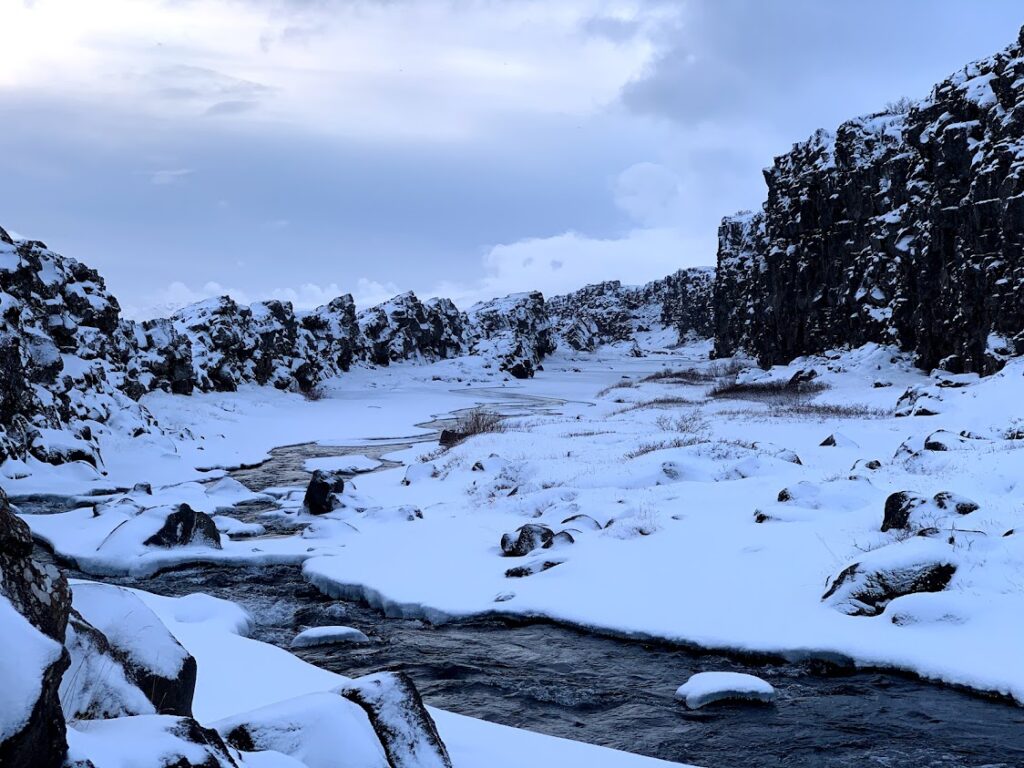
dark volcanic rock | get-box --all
[823,557,956,616]
[0,490,71,768]
[715,28,1024,374]
[357,292,470,365]
[143,504,222,549]
[303,469,346,515]
[881,491,929,532]
[500,524,555,557]
[468,292,555,376]
[546,270,714,352]
[339,671,452,768]
[932,491,980,515]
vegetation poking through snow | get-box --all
[707,377,829,401]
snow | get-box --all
[674,672,775,709]
[0,595,62,742]
[290,625,370,648]
[8,340,1024,765]
[72,582,190,678]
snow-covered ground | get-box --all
[10,341,1024,763]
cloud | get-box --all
[120,275,405,320]
[612,161,683,226]
[419,160,710,306]
[204,100,260,116]
[150,168,194,185]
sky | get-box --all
[1,0,1022,318]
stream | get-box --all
[20,387,1024,768]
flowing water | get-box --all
[20,387,1024,768]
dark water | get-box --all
[63,562,1024,768]
[18,389,1024,768]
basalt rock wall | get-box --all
[715,28,1024,374]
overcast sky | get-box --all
[1,1,1021,317]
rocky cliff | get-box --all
[0,225,715,469]
[715,27,1024,374]
[546,268,714,352]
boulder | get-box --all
[505,559,563,578]
[881,491,929,532]
[932,491,979,516]
[303,469,346,515]
[60,608,156,720]
[67,716,239,768]
[291,625,370,648]
[338,672,452,768]
[822,547,956,617]
[438,430,467,448]
[216,691,388,767]
[143,503,222,549]
[500,524,555,557]
[71,582,197,716]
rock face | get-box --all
[715,27,1024,374]
[468,292,554,378]
[0,229,159,468]
[357,292,470,365]
[0,490,71,768]
[546,269,715,352]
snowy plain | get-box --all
[10,340,1024,764]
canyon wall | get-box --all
[715,28,1024,374]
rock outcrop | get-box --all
[547,268,714,352]
[0,222,718,469]
[0,490,71,768]
[468,292,554,378]
[715,27,1024,374]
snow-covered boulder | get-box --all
[674,671,776,709]
[0,490,71,768]
[338,672,452,768]
[61,609,156,721]
[881,490,978,533]
[142,504,222,550]
[67,715,239,768]
[822,539,957,616]
[290,625,370,648]
[500,524,555,557]
[215,691,388,768]
[71,583,196,716]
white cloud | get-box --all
[119,276,408,320]
[612,161,684,226]
[428,226,712,307]
[0,0,674,141]
[150,168,194,185]
[419,160,709,305]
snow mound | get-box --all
[674,672,776,709]
[291,626,370,648]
